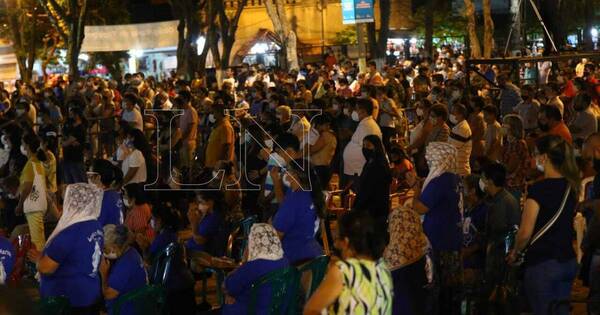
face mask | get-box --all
[343,108,350,116]
[104,252,118,260]
[1,135,9,148]
[538,122,550,132]
[362,148,374,160]
[536,158,545,172]
[282,174,292,187]
[150,218,156,230]
[351,111,360,122]
[125,139,134,149]
[20,144,27,156]
[416,108,424,117]
[208,114,216,123]
[449,114,458,125]
[123,197,131,208]
[212,170,220,178]
[16,109,25,116]
[478,178,486,192]
[265,139,274,150]
[36,117,44,125]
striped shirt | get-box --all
[125,203,155,240]
[449,120,472,176]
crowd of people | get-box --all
[0,50,599,315]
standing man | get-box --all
[497,74,522,117]
[342,99,382,193]
[204,103,234,169]
[448,104,472,176]
[175,91,199,171]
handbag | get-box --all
[23,162,47,213]
[514,184,571,265]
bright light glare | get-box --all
[592,28,599,38]
[410,37,417,44]
[250,43,269,54]
[196,36,206,53]
[129,49,144,58]
[78,53,89,61]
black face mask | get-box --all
[362,148,375,161]
[539,122,550,132]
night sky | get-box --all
[128,0,174,23]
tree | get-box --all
[463,0,481,58]
[169,0,202,79]
[215,0,247,70]
[38,0,90,81]
[264,0,298,70]
[423,0,433,58]
[0,0,48,83]
[366,0,391,63]
[482,0,494,57]
[40,32,60,81]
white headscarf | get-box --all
[45,183,104,246]
[248,224,284,262]
[422,142,457,192]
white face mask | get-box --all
[416,108,424,117]
[282,174,292,187]
[478,178,486,192]
[265,139,274,150]
[36,117,43,125]
[343,108,350,116]
[536,158,545,172]
[104,252,118,260]
[449,114,458,125]
[351,111,360,122]
[20,144,27,156]
[123,197,131,208]
[150,218,156,230]
[208,114,216,123]
[1,135,9,148]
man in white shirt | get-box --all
[342,98,382,192]
[448,103,472,176]
[121,93,144,131]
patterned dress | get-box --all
[327,258,393,315]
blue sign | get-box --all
[342,0,374,24]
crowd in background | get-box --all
[0,48,599,315]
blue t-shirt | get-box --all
[223,258,289,315]
[106,248,148,315]
[0,236,15,282]
[98,190,124,227]
[273,190,322,263]
[149,229,178,259]
[40,220,104,307]
[185,212,222,253]
[420,172,462,251]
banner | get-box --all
[342,0,374,24]
[81,20,179,52]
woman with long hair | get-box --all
[304,211,392,314]
[353,134,392,226]
[17,133,48,251]
[271,158,325,265]
[508,135,580,315]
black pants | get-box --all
[392,257,427,315]
[314,165,332,190]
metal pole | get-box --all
[527,0,558,53]
[356,23,367,73]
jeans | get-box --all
[524,258,577,315]
[392,257,427,315]
[25,211,45,251]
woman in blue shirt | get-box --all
[271,158,325,265]
[99,224,147,315]
[28,183,105,314]
[223,223,289,314]
[406,142,462,315]
[186,190,228,271]
[88,159,124,227]
[0,235,15,284]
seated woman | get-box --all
[147,205,196,315]
[186,191,228,271]
[0,235,15,284]
[222,224,289,314]
[29,183,104,313]
[271,159,325,265]
[304,211,393,314]
[123,183,154,247]
[88,159,124,227]
[99,224,147,315]
[210,160,243,224]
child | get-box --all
[389,146,414,191]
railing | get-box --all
[224,0,297,8]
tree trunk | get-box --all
[583,0,594,50]
[26,10,37,82]
[176,18,186,76]
[508,0,522,53]
[265,0,298,70]
[367,0,391,62]
[482,0,494,58]
[464,0,481,58]
[424,0,434,58]
[538,0,562,53]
